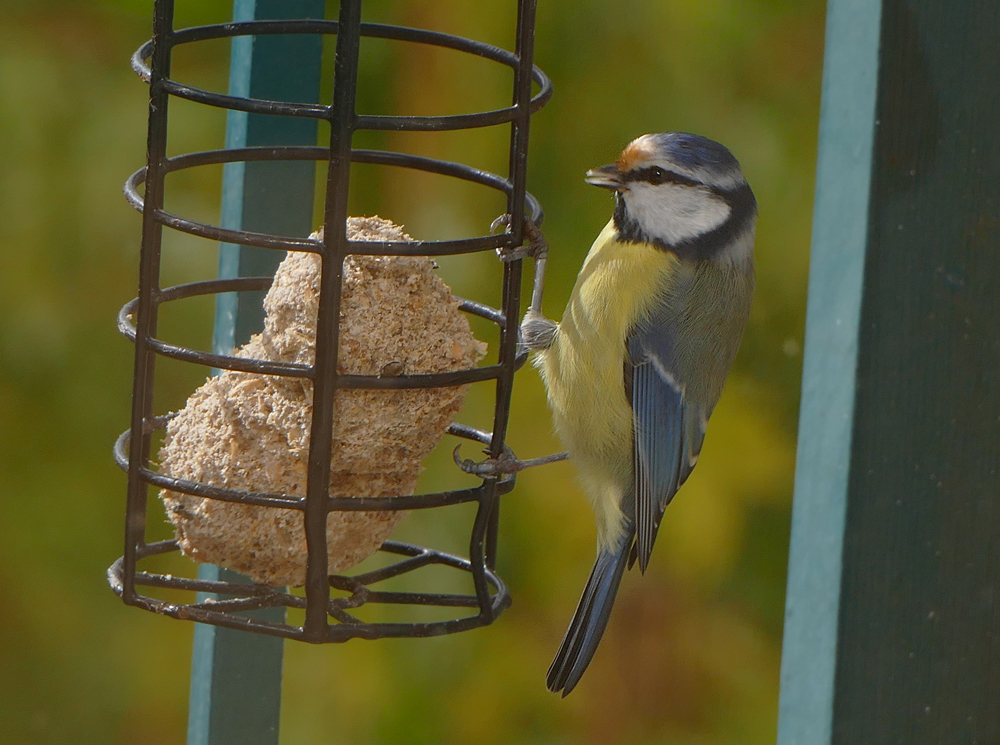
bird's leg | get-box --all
[460,215,563,476]
[520,308,558,351]
[521,217,558,349]
[453,445,569,476]
[491,214,558,351]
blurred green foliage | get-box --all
[0,0,823,742]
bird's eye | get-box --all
[649,167,667,184]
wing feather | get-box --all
[627,322,708,573]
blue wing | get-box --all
[626,319,707,573]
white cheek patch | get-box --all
[625,183,731,245]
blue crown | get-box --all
[657,132,740,174]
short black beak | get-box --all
[584,163,622,190]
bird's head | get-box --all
[586,132,757,263]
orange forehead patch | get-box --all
[616,135,655,172]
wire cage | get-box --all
[108,0,552,643]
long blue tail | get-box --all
[546,529,633,696]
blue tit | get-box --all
[523,132,757,696]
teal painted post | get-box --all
[187,568,286,745]
[212,0,325,353]
[778,1,1000,744]
[188,1,325,744]
[776,0,882,742]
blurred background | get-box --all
[0,0,823,742]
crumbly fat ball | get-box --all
[158,216,487,586]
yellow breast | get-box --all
[536,219,683,543]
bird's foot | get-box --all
[453,446,568,476]
[492,214,549,262]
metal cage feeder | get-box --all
[109,0,552,643]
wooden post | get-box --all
[188,1,324,743]
[778,1,1000,743]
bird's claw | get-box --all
[492,214,549,263]
[453,445,569,475]
[453,445,518,476]
[490,214,512,235]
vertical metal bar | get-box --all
[779,1,1000,743]
[304,0,362,641]
[482,0,538,573]
[776,1,882,742]
[469,497,497,618]
[188,1,324,743]
[124,0,175,602]
[503,0,536,249]
[491,0,535,454]
[483,493,501,573]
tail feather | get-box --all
[546,531,633,696]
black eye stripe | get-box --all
[621,166,703,188]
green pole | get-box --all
[188,2,325,744]
[776,0,882,742]
[779,1,1000,743]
